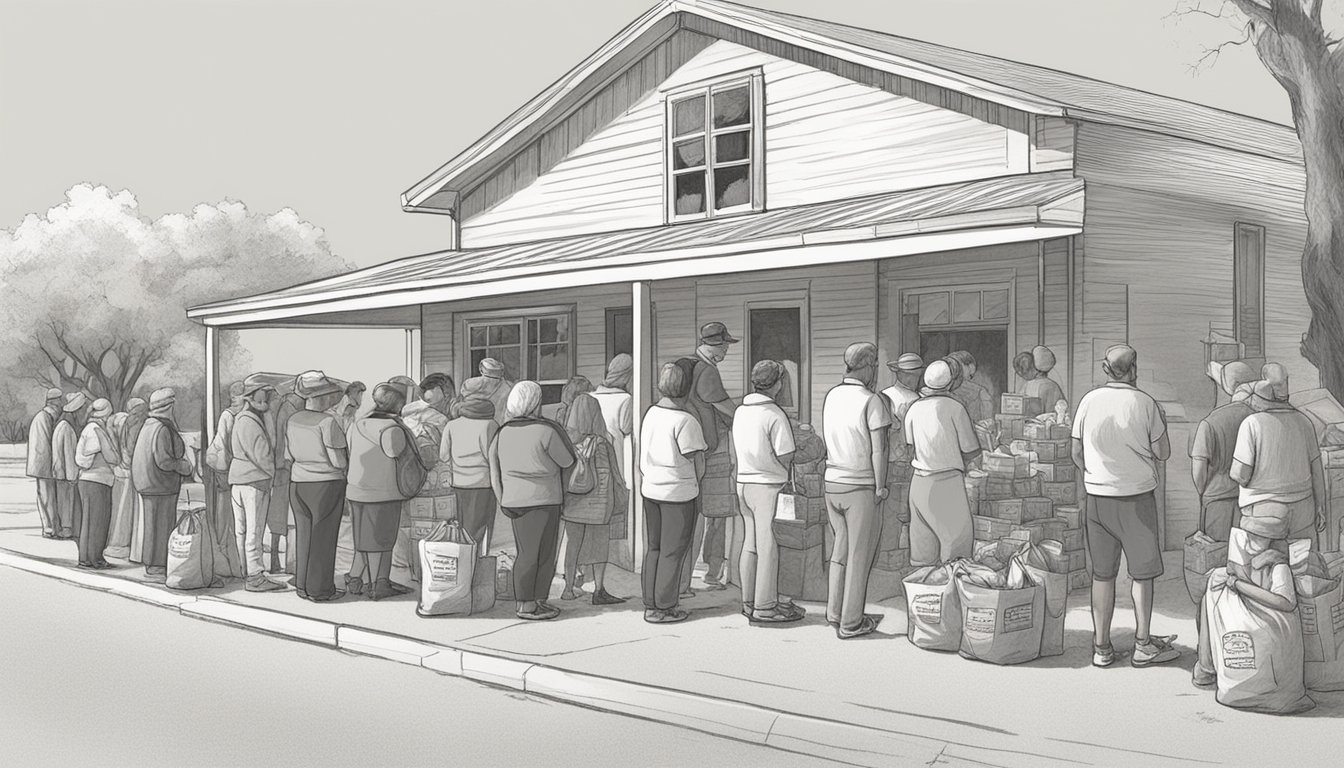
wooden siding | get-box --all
[461,35,1030,248]
[1031,117,1075,172]
[1041,237,1072,396]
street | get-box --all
[0,566,824,768]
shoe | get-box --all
[679,588,697,600]
[561,588,586,601]
[645,608,690,624]
[1132,635,1180,667]
[145,565,167,576]
[741,602,754,619]
[750,605,806,624]
[344,576,364,595]
[76,561,95,570]
[574,571,586,588]
[517,604,560,621]
[700,581,728,591]
[591,589,626,606]
[837,615,879,639]
[41,532,55,539]
[368,579,399,601]
[703,575,724,587]
[94,561,113,570]
[307,590,346,603]
[1093,643,1118,668]
[1192,669,1217,689]
[246,576,286,593]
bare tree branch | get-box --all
[1226,0,1276,25]
[1167,0,1240,21]
[1192,22,1258,70]
[1308,0,1324,25]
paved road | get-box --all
[0,567,825,768]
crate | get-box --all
[984,476,1017,500]
[1022,496,1054,522]
[1056,505,1083,530]
[1042,481,1079,505]
[995,414,1027,440]
[981,498,1025,523]
[1061,527,1084,551]
[1034,462,1076,483]
[1038,518,1067,543]
[973,515,1014,539]
[1014,474,1043,497]
[1031,439,1072,462]
[1001,394,1044,418]
[984,453,1031,478]
[775,519,825,550]
[1010,522,1045,544]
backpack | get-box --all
[390,420,430,499]
[204,411,235,473]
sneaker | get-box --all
[679,588,697,600]
[1132,635,1180,667]
[246,576,286,593]
[1092,643,1118,668]
[1192,669,1217,689]
[837,615,879,639]
[750,605,805,624]
[645,608,690,624]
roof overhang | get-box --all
[400,0,1069,216]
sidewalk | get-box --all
[2,473,1341,766]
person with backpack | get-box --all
[131,389,196,581]
[230,378,287,592]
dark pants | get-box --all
[140,494,177,569]
[703,515,727,580]
[77,480,113,566]
[57,480,81,538]
[643,498,698,612]
[454,486,498,554]
[290,480,345,598]
[507,505,561,602]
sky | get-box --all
[0,0,1324,381]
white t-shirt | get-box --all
[822,379,892,486]
[732,394,796,485]
[1232,408,1321,507]
[1072,382,1167,497]
[590,386,634,480]
[881,383,920,436]
[639,404,707,503]
[904,395,979,475]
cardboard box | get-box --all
[434,494,458,520]
[995,414,1027,440]
[1011,522,1045,545]
[805,496,829,525]
[1031,439,1072,462]
[1014,475,1043,497]
[984,453,1031,478]
[1022,496,1053,522]
[982,498,1025,523]
[973,515,1014,540]
[775,518,825,550]
[879,506,909,552]
[778,543,827,601]
[983,476,1017,500]
[796,472,825,498]
[963,475,984,506]
[874,547,910,572]
[403,496,436,520]
[973,540,1000,561]
[887,460,915,483]
[1056,505,1083,530]
[1033,462,1077,483]
[1042,481,1078,505]
[1000,394,1044,418]
[1068,568,1090,592]
[1060,527,1084,551]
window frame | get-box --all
[662,69,766,224]
[1233,222,1266,360]
[744,293,809,420]
[461,304,577,403]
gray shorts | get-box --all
[1084,492,1163,581]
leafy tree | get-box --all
[0,184,355,425]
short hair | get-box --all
[1013,351,1037,379]
[371,383,407,415]
[948,350,976,369]
[561,375,594,405]
[843,342,878,372]
[346,381,366,397]
[419,372,453,394]
[1103,344,1138,379]
[940,356,966,391]
[751,360,785,392]
[658,362,691,399]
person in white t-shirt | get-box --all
[903,359,980,567]
[881,353,923,462]
[732,360,803,625]
[820,342,891,639]
[1231,374,1326,546]
[638,363,707,625]
[1072,344,1178,669]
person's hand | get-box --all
[875,487,889,506]
[1317,508,1328,533]
[1226,575,1240,594]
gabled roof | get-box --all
[401,0,1299,215]
[193,172,1083,325]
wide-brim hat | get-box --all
[294,369,343,399]
[149,388,177,410]
[240,376,275,398]
[62,392,89,413]
[699,321,739,345]
[887,352,924,372]
[44,388,63,402]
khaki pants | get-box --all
[1241,497,1317,547]
[737,483,783,611]
[825,486,882,632]
[232,485,271,578]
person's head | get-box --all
[939,356,966,392]
[370,383,407,417]
[126,398,148,419]
[697,322,739,363]
[479,358,508,380]
[887,353,924,390]
[1261,362,1289,395]
[43,388,63,409]
[658,361,691,401]
[1250,378,1291,411]
[947,350,977,380]
[1013,351,1038,382]
[345,382,366,407]
[62,392,89,422]
[921,360,956,395]
[240,378,275,413]
[1101,344,1138,385]
[505,381,543,420]
[560,375,594,406]
[295,370,344,412]
[88,398,113,423]
[843,342,879,388]
[604,353,634,391]
[1219,361,1257,399]
[387,375,418,404]
[1031,345,1057,375]
[420,373,454,406]
[751,360,786,398]
[148,388,177,420]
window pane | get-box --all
[982,290,1009,320]
[674,172,706,215]
[919,292,950,326]
[714,131,750,163]
[953,291,981,323]
[902,293,919,315]
[493,348,522,381]
[672,138,705,170]
[489,323,519,345]
[469,326,487,347]
[550,315,569,342]
[537,344,570,381]
[672,96,705,138]
[712,86,750,128]
[540,384,563,406]
[714,164,751,210]
[470,349,486,374]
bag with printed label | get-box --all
[1296,571,1344,691]
[1014,542,1070,657]
[166,502,223,590]
[954,559,1044,665]
[416,521,480,617]
[903,563,963,651]
[1202,566,1314,714]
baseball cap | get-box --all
[699,322,739,345]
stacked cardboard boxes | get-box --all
[775,458,829,601]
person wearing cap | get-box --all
[1190,361,1259,540]
[25,388,65,539]
[488,380,577,621]
[442,377,501,556]
[267,378,307,574]
[74,398,121,569]
[1072,344,1178,668]
[132,389,196,580]
[330,381,366,432]
[464,359,515,427]
[821,342,892,639]
[1025,345,1067,411]
[946,350,995,424]
[1231,372,1327,546]
[639,362,708,624]
[903,359,981,569]
[229,378,286,592]
[732,360,804,624]
[104,398,147,560]
[881,353,924,430]
[286,371,350,601]
[387,375,421,407]
[52,392,89,541]
[678,321,741,593]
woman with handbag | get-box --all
[345,383,426,601]
[488,381,576,621]
[559,377,627,606]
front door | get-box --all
[900,284,1012,402]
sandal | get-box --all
[592,589,626,606]
[344,576,364,595]
[750,605,805,624]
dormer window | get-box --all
[665,72,764,222]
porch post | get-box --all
[205,325,219,440]
[631,280,654,574]
[405,328,421,380]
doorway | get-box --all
[899,284,1013,403]
[919,329,1009,403]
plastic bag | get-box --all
[166,504,223,590]
[904,564,963,652]
[417,521,481,617]
[566,435,598,495]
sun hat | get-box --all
[295,370,343,399]
[886,353,923,373]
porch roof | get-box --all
[188,172,1084,327]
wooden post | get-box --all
[631,281,654,574]
[205,325,219,440]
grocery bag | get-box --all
[1296,568,1344,692]
[1203,569,1315,714]
[166,504,223,590]
[955,560,1044,665]
[472,554,498,614]
[1184,531,1228,605]
[775,468,807,522]
[903,564,963,651]
[1014,542,1069,658]
[417,521,479,617]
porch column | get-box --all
[205,325,219,440]
[631,280,654,574]
[405,328,422,380]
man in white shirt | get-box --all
[1072,344,1177,669]
[733,360,803,625]
[904,359,980,567]
[821,342,891,639]
[881,353,923,461]
[639,363,707,625]
[1231,374,1326,546]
